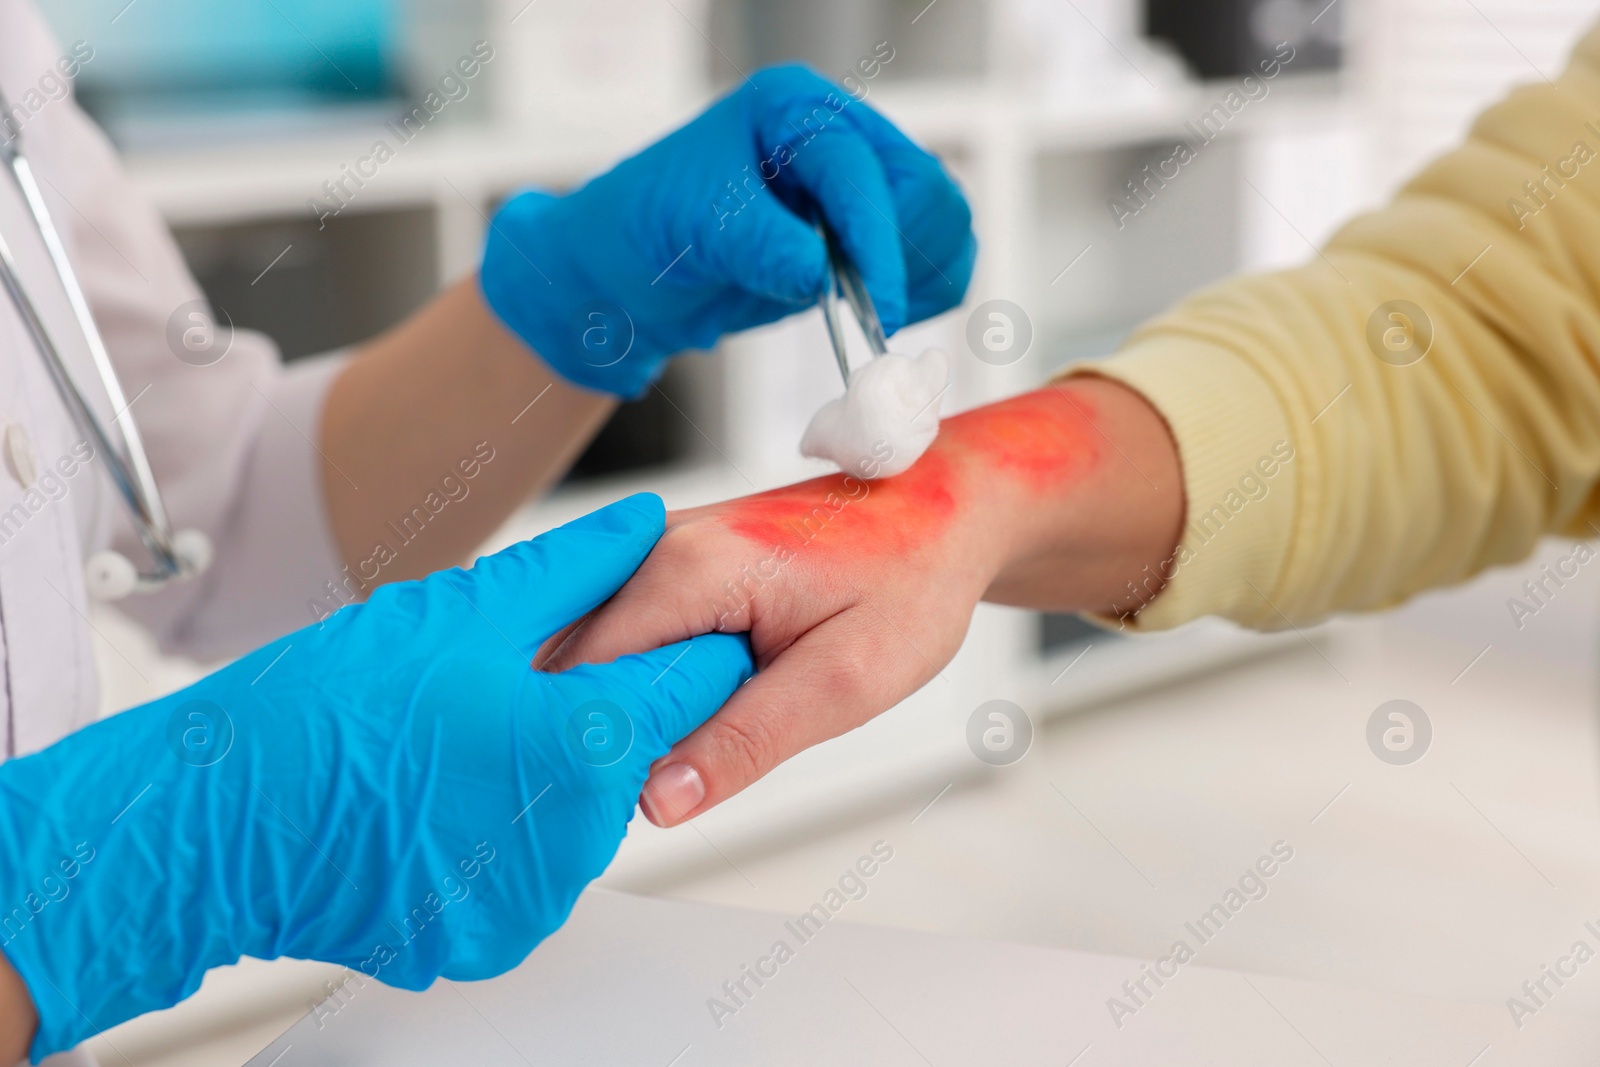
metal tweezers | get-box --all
[818,222,888,386]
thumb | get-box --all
[453,493,665,655]
[559,633,754,771]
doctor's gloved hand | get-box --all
[0,495,751,1062]
[480,63,976,398]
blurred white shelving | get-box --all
[123,104,696,284]
[1355,0,1600,193]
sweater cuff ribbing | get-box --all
[1060,335,1299,631]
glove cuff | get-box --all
[480,189,664,399]
[0,691,257,1060]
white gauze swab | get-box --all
[800,347,950,478]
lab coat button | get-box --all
[4,423,37,487]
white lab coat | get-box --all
[0,1,350,1061]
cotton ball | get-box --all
[800,348,950,478]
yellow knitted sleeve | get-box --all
[1068,26,1600,631]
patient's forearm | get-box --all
[320,277,616,583]
[943,377,1185,618]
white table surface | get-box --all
[242,888,1596,1066]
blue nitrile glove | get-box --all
[481,63,978,397]
[0,494,751,1061]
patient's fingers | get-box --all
[538,541,733,672]
[533,612,594,669]
[638,605,957,827]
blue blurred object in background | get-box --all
[40,0,403,141]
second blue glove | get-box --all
[0,494,752,1060]
[481,64,977,397]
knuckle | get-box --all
[700,712,785,792]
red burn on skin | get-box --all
[718,386,1103,555]
[719,447,960,556]
[949,385,1104,492]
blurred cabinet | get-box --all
[1146,0,1343,78]
[1353,0,1599,193]
[173,209,436,360]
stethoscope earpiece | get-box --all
[172,529,212,576]
[84,529,211,602]
[84,550,137,601]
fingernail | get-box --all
[641,763,705,826]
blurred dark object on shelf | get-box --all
[566,365,694,482]
[711,0,985,88]
[1041,613,1114,656]
[177,208,691,484]
[1145,0,1342,79]
[175,210,435,363]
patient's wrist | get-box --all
[691,378,1181,621]
[948,378,1183,616]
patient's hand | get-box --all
[537,378,1182,825]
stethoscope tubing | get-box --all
[0,95,184,583]
[818,220,889,389]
